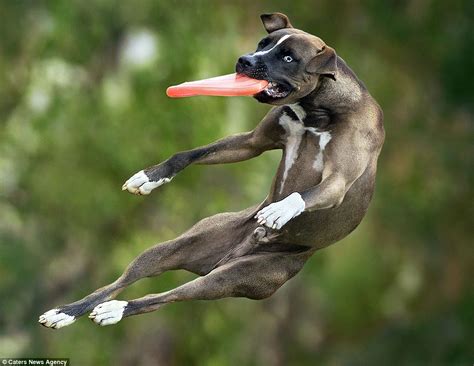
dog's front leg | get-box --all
[123,130,275,195]
[255,174,348,229]
[256,124,377,230]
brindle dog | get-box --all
[39,13,384,328]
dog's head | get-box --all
[236,13,338,105]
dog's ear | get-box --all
[306,46,338,80]
[260,13,293,33]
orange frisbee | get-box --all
[166,73,269,98]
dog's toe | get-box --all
[122,171,172,195]
[137,177,172,195]
[90,300,128,326]
[39,309,75,329]
[122,170,149,194]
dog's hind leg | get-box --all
[89,250,310,326]
[39,210,255,329]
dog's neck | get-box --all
[299,57,366,115]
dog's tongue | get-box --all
[166,73,269,98]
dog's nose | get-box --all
[237,55,256,68]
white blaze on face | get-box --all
[253,34,292,56]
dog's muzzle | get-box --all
[236,55,256,74]
[235,55,268,79]
[235,55,292,100]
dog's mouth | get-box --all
[234,64,292,100]
[262,81,291,99]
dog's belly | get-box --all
[269,157,378,249]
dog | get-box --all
[39,12,384,328]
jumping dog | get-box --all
[39,12,384,328]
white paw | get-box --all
[122,170,172,195]
[38,309,76,329]
[89,300,128,326]
[255,192,306,230]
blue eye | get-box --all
[283,55,293,63]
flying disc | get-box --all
[166,73,269,98]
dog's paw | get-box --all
[255,192,306,230]
[122,170,172,195]
[38,309,76,329]
[89,300,128,326]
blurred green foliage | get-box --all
[0,1,472,365]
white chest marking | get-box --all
[278,103,332,193]
[278,104,306,194]
[311,131,332,171]
[289,103,306,121]
[253,35,292,56]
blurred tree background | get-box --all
[0,0,472,365]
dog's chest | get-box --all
[277,104,332,194]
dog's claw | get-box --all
[38,309,75,329]
[254,193,305,230]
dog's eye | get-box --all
[283,55,293,63]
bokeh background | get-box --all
[0,1,472,365]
